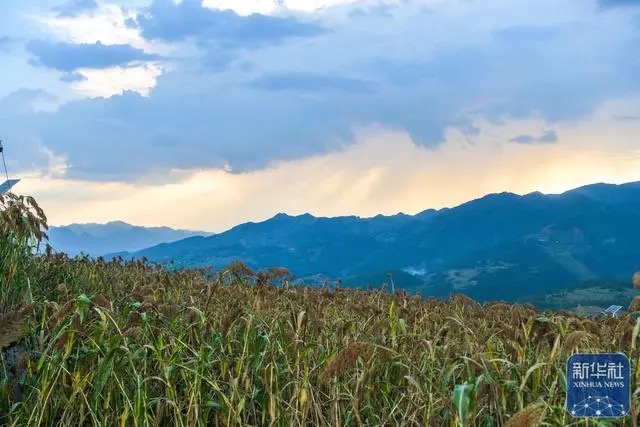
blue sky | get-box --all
[1,0,640,230]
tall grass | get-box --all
[1,195,639,425]
[0,193,47,312]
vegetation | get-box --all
[0,193,48,312]
[528,279,638,315]
[1,195,640,426]
[120,182,640,306]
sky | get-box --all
[1,0,640,232]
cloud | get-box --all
[2,0,640,183]
[509,130,558,144]
[17,113,640,231]
[348,3,396,19]
[249,72,375,93]
[136,0,328,48]
[202,0,370,15]
[36,3,166,53]
[598,0,640,9]
[53,0,99,17]
[27,40,162,72]
[31,4,172,98]
[60,71,87,83]
[0,36,13,52]
[0,89,60,115]
[377,23,636,123]
[40,146,69,178]
[68,63,163,98]
[614,114,640,121]
[490,25,564,42]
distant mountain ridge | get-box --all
[108,181,640,305]
[48,220,213,257]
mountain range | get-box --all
[102,181,640,306]
[47,220,213,257]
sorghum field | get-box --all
[2,193,640,426]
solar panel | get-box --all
[603,305,623,316]
[0,179,20,194]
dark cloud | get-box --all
[53,0,99,17]
[0,73,362,181]
[1,1,638,182]
[131,0,327,71]
[26,40,161,72]
[371,21,640,124]
[136,0,328,48]
[509,130,558,144]
[249,72,375,93]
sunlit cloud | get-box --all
[17,96,640,231]
[31,2,172,97]
[36,4,147,49]
[202,0,377,15]
[40,147,69,178]
[70,63,164,98]
[3,0,640,230]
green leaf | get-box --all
[77,294,91,304]
[165,365,175,379]
[204,401,226,410]
[453,383,473,426]
[399,318,407,334]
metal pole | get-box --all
[0,139,9,181]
